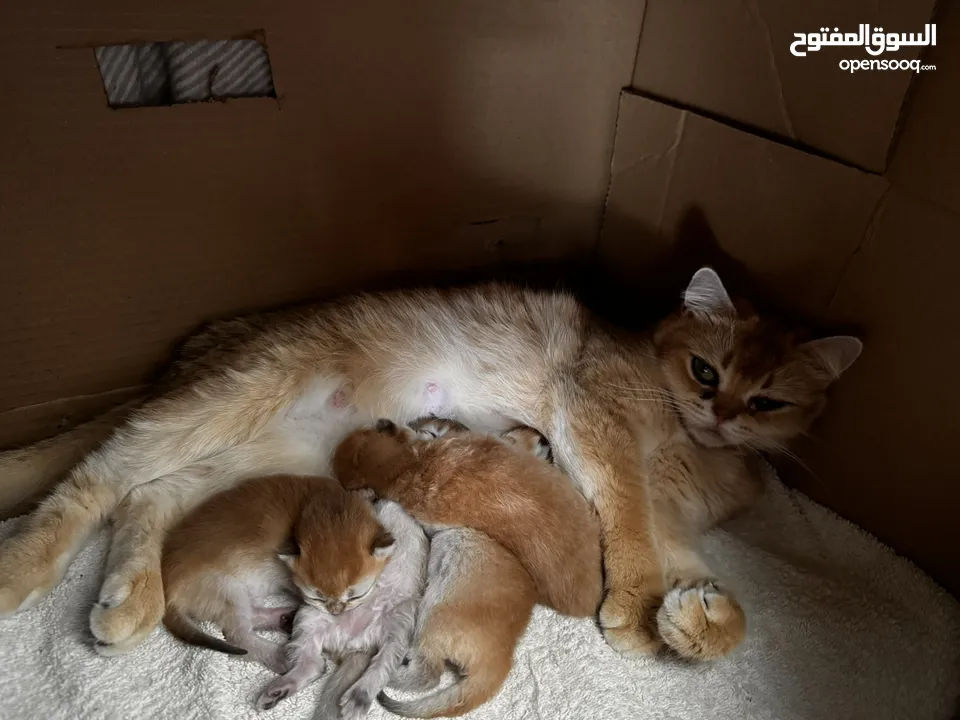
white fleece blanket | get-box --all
[1,472,958,720]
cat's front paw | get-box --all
[89,567,164,655]
[340,685,374,720]
[599,587,663,659]
[657,580,746,660]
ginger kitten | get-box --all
[257,498,428,720]
[333,418,602,619]
[161,474,387,674]
[380,417,540,719]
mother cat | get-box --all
[0,268,860,661]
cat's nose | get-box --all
[328,602,344,615]
[713,404,738,422]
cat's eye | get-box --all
[690,356,719,387]
[749,396,788,413]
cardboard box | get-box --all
[0,0,645,444]
[1,0,958,594]
[631,0,938,171]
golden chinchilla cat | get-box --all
[0,268,861,661]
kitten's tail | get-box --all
[162,607,248,656]
[377,663,505,718]
[0,398,142,520]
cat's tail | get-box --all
[377,662,506,718]
[0,398,142,520]
[162,606,248,656]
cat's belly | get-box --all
[267,374,516,476]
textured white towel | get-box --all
[1,471,958,720]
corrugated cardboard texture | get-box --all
[0,0,645,446]
[631,0,937,171]
[601,90,960,595]
[888,0,960,213]
[801,190,960,595]
[599,92,887,318]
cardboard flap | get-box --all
[631,0,938,171]
[600,92,888,318]
[888,0,960,213]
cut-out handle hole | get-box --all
[94,37,276,108]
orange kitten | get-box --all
[379,417,540,719]
[161,474,386,673]
[333,419,603,619]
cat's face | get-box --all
[281,491,394,615]
[654,268,862,451]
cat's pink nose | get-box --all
[713,404,738,422]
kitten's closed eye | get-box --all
[691,356,719,387]
[748,396,789,413]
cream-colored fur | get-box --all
[0,271,860,661]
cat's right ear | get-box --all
[278,536,300,567]
[683,267,735,316]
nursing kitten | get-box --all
[256,499,427,720]
[0,268,861,664]
[380,417,540,719]
[332,419,603,619]
[161,474,374,673]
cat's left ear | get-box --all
[683,267,735,316]
[371,527,395,559]
[801,336,863,378]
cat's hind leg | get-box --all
[0,370,305,621]
[314,652,373,720]
[221,597,289,674]
[90,480,185,655]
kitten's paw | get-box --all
[599,588,663,658]
[0,533,69,617]
[500,426,553,463]
[89,568,164,655]
[256,679,295,711]
[340,685,373,720]
[656,580,746,660]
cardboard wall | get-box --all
[0,0,646,447]
[631,0,937,171]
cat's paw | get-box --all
[89,567,164,655]
[656,580,746,660]
[340,685,374,720]
[0,531,70,617]
[256,678,296,712]
[599,588,663,658]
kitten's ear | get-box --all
[371,527,395,559]
[683,267,735,316]
[801,336,863,378]
[277,536,300,567]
